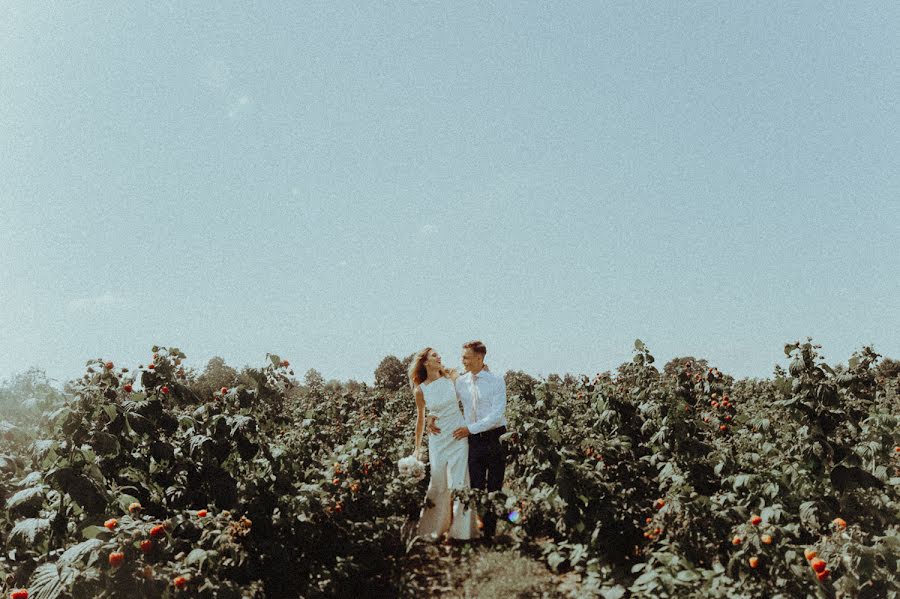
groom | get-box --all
[429,340,507,540]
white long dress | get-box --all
[416,377,480,541]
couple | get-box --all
[408,340,508,543]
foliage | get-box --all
[374,356,407,392]
[1,340,898,598]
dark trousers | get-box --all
[468,426,506,537]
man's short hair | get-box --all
[462,340,487,356]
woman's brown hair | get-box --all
[408,347,433,388]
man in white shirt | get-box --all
[429,340,507,540]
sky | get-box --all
[1,2,898,390]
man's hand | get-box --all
[452,426,470,440]
[427,415,441,435]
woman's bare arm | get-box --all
[414,385,426,458]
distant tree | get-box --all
[374,355,407,391]
[663,356,709,379]
[875,357,900,380]
[345,379,367,394]
[0,367,65,423]
[324,379,343,394]
[190,356,239,402]
[304,368,324,391]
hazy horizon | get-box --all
[2,3,898,390]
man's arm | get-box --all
[467,375,506,434]
[427,414,441,434]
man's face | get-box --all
[461,348,483,372]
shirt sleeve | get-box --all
[467,374,507,435]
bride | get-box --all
[408,347,480,543]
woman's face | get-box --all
[425,350,443,370]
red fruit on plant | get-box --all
[161,386,170,394]
[140,539,153,553]
[804,548,817,561]
[197,509,208,518]
[128,502,142,513]
[645,517,652,523]
[833,517,847,529]
[334,502,343,513]
[750,515,762,525]
[153,353,158,359]
[720,424,728,431]
[724,415,732,422]
[221,387,228,394]
[332,478,340,485]
[150,524,166,539]
[104,518,118,530]
[761,534,773,544]
[108,552,125,567]
[817,569,830,581]
[811,558,827,573]
[281,360,290,367]
[894,446,900,453]
[123,384,133,392]
[148,364,155,370]
[723,394,730,401]
[732,536,742,546]
[654,499,665,509]
[106,361,114,370]
[711,401,718,408]
[173,576,188,589]
[11,590,28,599]
[749,556,759,568]
[722,400,731,408]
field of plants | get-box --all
[1,340,898,598]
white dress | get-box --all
[416,377,480,541]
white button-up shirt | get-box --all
[454,368,507,435]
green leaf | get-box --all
[676,570,700,582]
[634,339,646,351]
[58,539,102,565]
[5,486,46,511]
[28,562,76,599]
[81,525,106,539]
[116,494,140,513]
[600,586,627,599]
[185,547,208,568]
[10,517,51,544]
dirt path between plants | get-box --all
[399,535,585,599]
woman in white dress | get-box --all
[408,347,480,543]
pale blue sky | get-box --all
[1,2,897,388]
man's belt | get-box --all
[470,425,507,440]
